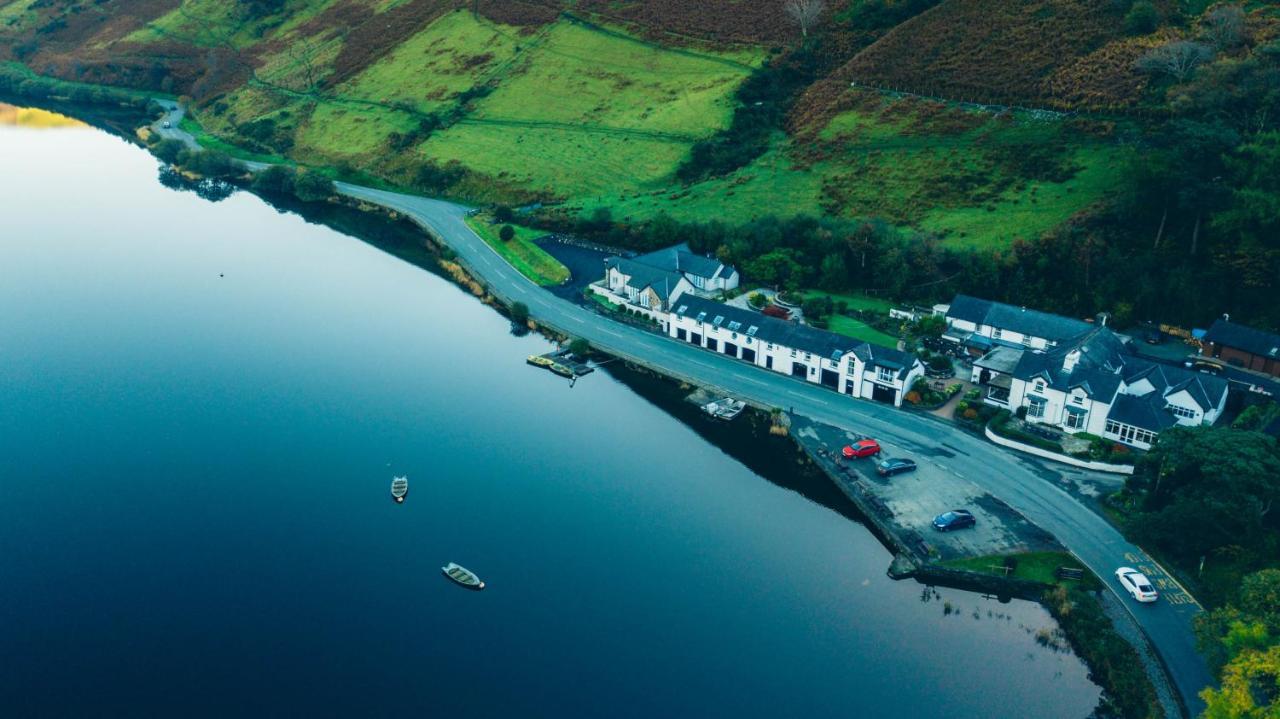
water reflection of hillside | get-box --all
[0,103,85,129]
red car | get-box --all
[842,439,881,458]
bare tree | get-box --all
[1200,4,1246,49]
[784,0,825,39]
[1135,40,1213,82]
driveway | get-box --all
[154,118,1212,717]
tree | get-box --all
[509,301,529,325]
[499,224,516,242]
[568,338,591,357]
[152,139,186,165]
[784,0,825,39]
[1200,644,1280,718]
[744,248,802,288]
[1129,427,1280,561]
[494,205,514,223]
[251,165,295,195]
[1136,41,1214,82]
[1124,1,1159,35]
[1201,5,1247,50]
[292,170,335,203]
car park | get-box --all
[876,458,917,476]
[1114,567,1159,603]
[842,439,881,459]
[932,509,976,532]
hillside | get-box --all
[0,0,1153,247]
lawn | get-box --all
[801,289,894,313]
[464,215,570,287]
[941,551,1102,590]
[823,314,901,347]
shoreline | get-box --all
[2,89,1189,718]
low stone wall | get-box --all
[985,426,1135,475]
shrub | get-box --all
[292,171,335,203]
[152,139,186,165]
[509,301,529,325]
[251,165,295,194]
[494,206,514,223]
[1015,406,1028,420]
[748,292,767,309]
[963,408,979,420]
[1123,1,1158,35]
[905,391,922,405]
[499,225,516,242]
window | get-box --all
[1022,335,1034,347]
[713,315,724,326]
[790,349,797,358]
[747,326,758,336]
[1027,398,1046,418]
[992,328,1003,340]
[804,352,811,360]
[1072,395,1084,405]
[728,321,742,332]
[1033,380,1046,393]
[767,343,773,350]
[1168,404,1196,420]
[1065,409,1088,430]
[1107,420,1157,446]
[876,367,895,384]
[676,304,688,314]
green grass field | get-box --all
[942,551,1102,590]
[798,290,899,346]
[465,215,570,287]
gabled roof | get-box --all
[605,257,687,301]
[632,243,734,281]
[1012,327,1128,403]
[1107,394,1182,433]
[946,294,1092,344]
[672,295,918,375]
[1203,319,1280,359]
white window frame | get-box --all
[876,367,895,384]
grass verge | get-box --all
[464,215,570,286]
[941,551,1102,591]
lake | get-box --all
[0,105,1101,717]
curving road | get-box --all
[152,109,1211,717]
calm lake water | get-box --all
[0,106,1101,717]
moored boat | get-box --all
[442,562,485,590]
[390,476,409,503]
[526,354,554,368]
[549,362,574,378]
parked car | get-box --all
[162,120,171,128]
[932,509,976,532]
[842,439,881,459]
[1184,359,1223,376]
[1114,567,1159,603]
[876,458,917,476]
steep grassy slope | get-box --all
[0,0,1148,252]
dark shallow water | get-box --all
[0,107,1100,718]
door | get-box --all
[765,356,773,370]
[871,384,897,404]
[742,348,756,363]
[723,342,738,358]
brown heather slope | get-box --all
[790,0,1170,131]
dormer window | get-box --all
[1072,395,1084,405]
[1034,380,1046,393]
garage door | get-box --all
[871,384,897,404]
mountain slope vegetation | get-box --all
[2,0,1279,335]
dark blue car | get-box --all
[933,509,976,532]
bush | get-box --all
[178,149,236,178]
[499,225,516,242]
[905,391,922,405]
[251,165,295,194]
[494,206,514,223]
[509,301,529,325]
[748,292,767,309]
[152,139,186,165]
[1124,1,1158,35]
[292,170,335,203]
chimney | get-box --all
[1096,312,1110,327]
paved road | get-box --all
[153,113,1212,717]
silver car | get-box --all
[1115,567,1158,603]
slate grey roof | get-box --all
[632,243,734,282]
[946,294,1092,344]
[673,296,918,376]
[1107,395,1182,433]
[975,346,1023,375]
[1204,319,1280,359]
[605,256,685,301]
[1013,327,1128,403]
[1124,363,1226,411]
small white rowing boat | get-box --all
[442,562,484,591]
[390,476,409,504]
